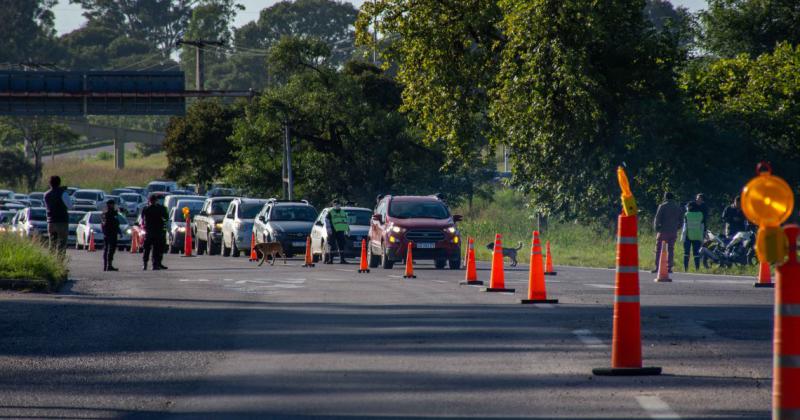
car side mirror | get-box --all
[453,215,463,222]
[258,215,266,222]
[315,221,323,226]
[372,214,382,223]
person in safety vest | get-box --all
[326,200,350,264]
[721,195,748,239]
[681,201,705,271]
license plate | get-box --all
[416,242,435,249]
[292,241,306,247]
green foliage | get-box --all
[0,0,59,64]
[0,118,79,188]
[0,151,35,189]
[0,233,68,289]
[163,100,242,187]
[700,0,800,58]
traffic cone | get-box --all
[481,234,515,293]
[460,237,483,286]
[130,231,138,254]
[593,214,661,376]
[754,261,774,288]
[303,236,315,267]
[88,231,96,252]
[653,241,672,282]
[772,225,800,419]
[182,215,194,257]
[358,239,370,273]
[521,231,558,304]
[544,240,557,276]
[249,232,257,261]
[403,241,416,278]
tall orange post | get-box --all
[460,237,483,286]
[88,231,96,252]
[755,261,774,288]
[521,231,558,304]
[481,234,515,293]
[403,241,416,278]
[544,240,557,275]
[182,214,194,257]
[357,239,370,273]
[130,230,138,253]
[773,225,800,419]
[593,214,661,376]
[249,232,257,261]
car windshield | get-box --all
[68,213,84,223]
[238,202,263,219]
[172,208,200,221]
[271,205,317,222]
[120,194,140,202]
[389,201,450,219]
[29,209,47,221]
[75,191,100,200]
[345,210,372,226]
[149,184,167,192]
[210,200,233,215]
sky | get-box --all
[53,0,707,35]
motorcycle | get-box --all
[699,229,756,269]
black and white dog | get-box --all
[486,241,523,267]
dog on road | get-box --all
[486,241,523,267]
[254,242,287,266]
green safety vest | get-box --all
[330,208,349,232]
[685,211,704,241]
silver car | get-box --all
[75,211,132,250]
[73,189,106,210]
[15,207,48,239]
[221,198,267,257]
[119,193,146,217]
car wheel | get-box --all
[448,258,461,270]
[222,236,231,257]
[381,244,394,269]
[207,232,218,255]
[368,243,380,268]
[435,259,447,269]
[232,237,240,257]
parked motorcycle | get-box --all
[699,229,756,269]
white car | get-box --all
[75,211,132,250]
[0,190,13,200]
[119,192,146,217]
[73,189,106,210]
[221,198,267,257]
[167,199,204,254]
[310,206,372,263]
[15,207,49,239]
[68,211,86,246]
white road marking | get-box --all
[585,283,616,289]
[179,279,208,282]
[572,329,606,348]
[636,395,680,419]
[433,280,447,284]
[335,269,354,272]
[388,275,402,279]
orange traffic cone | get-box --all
[482,234,515,293]
[403,241,416,278]
[130,231,138,254]
[358,239,370,273]
[182,215,194,257]
[593,214,661,376]
[544,240,557,276]
[521,231,558,304]
[754,261,774,288]
[772,225,800,419]
[303,236,315,267]
[653,241,672,282]
[249,232,257,261]
[460,237,483,286]
[87,231,96,252]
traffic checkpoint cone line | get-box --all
[481,234,515,293]
[88,230,96,252]
[593,214,661,376]
[460,237,483,286]
[403,241,416,279]
[130,231,138,254]
[302,236,315,267]
[754,261,774,288]
[358,239,370,273]
[653,241,672,283]
[544,240,557,276]
[249,232,257,261]
[521,231,558,304]
[772,225,800,419]
[182,215,194,257]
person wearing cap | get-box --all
[101,199,122,271]
[652,191,682,273]
[141,194,169,271]
[326,200,350,264]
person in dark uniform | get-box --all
[44,175,72,255]
[142,194,169,271]
[722,195,748,238]
[101,199,122,271]
[326,200,350,264]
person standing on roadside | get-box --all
[142,194,168,271]
[652,192,683,273]
[681,201,705,271]
[101,199,122,271]
[722,195,748,238]
[43,175,72,255]
[693,193,709,230]
[326,200,350,264]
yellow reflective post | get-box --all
[182,207,189,218]
[741,163,794,265]
[617,166,637,216]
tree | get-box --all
[179,0,242,87]
[163,100,242,187]
[0,151,35,190]
[700,0,800,58]
[0,118,78,188]
[0,0,61,65]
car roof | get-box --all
[75,189,104,193]
[386,195,442,203]
[237,198,267,204]
[206,196,236,202]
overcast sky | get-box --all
[53,0,708,35]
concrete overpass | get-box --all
[60,120,164,169]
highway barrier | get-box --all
[773,225,800,419]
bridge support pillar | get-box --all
[114,129,125,170]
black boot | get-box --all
[142,262,148,271]
[107,266,119,272]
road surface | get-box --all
[0,248,773,418]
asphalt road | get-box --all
[0,247,774,419]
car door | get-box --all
[310,210,327,254]
[222,201,236,247]
[195,201,209,241]
[369,199,387,249]
[256,204,271,242]
[77,214,88,245]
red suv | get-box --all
[367,195,463,269]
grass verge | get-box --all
[40,152,167,191]
[0,233,69,291]
[455,189,758,277]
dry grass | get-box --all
[40,153,167,191]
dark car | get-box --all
[253,200,318,258]
[310,206,372,263]
[367,195,462,269]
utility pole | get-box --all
[284,118,294,200]
[176,39,223,90]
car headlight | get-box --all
[446,227,456,234]
[391,226,402,233]
[178,226,186,233]
[389,235,397,243]
[453,236,460,244]
[126,228,132,235]
[214,222,223,231]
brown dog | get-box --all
[255,242,287,266]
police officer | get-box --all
[326,200,350,264]
[43,175,72,254]
[142,194,169,271]
[722,195,748,238]
[101,199,122,271]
